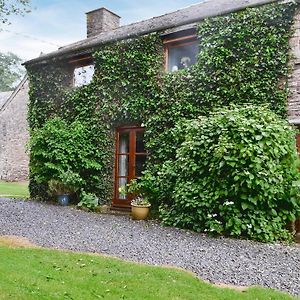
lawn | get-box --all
[0,238,296,300]
[0,181,29,199]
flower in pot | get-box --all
[48,170,82,206]
[131,195,151,220]
[121,179,152,220]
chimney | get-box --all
[86,7,121,38]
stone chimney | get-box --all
[86,8,121,38]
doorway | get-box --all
[113,127,147,208]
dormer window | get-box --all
[164,34,199,72]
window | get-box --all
[164,35,199,72]
[73,64,95,87]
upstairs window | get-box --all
[69,56,95,87]
[73,64,95,87]
[164,35,199,72]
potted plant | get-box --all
[120,179,151,220]
[48,170,82,206]
[131,195,151,220]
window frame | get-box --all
[163,34,198,72]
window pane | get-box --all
[136,131,145,153]
[135,155,147,177]
[119,131,129,153]
[118,155,129,177]
[168,41,199,72]
[74,65,95,87]
[118,178,128,200]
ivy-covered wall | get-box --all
[26,2,297,203]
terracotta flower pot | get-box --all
[131,204,151,220]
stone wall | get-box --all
[288,8,300,237]
[288,7,300,125]
[0,77,29,182]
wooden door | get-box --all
[113,127,147,208]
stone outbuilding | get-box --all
[0,76,29,181]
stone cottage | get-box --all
[24,0,300,235]
[0,76,29,181]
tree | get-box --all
[0,52,25,91]
[0,0,31,24]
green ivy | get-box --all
[26,2,299,241]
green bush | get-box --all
[157,105,300,242]
[78,191,99,211]
[28,117,105,200]
[48,170,82,195]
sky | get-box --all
[0,0,203,62]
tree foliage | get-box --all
[0,0,30,24]
[0,51,24,91]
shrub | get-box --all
[78,191,99,211]
[28,117,106,200]
[157,105,300,242]
[48,170,82,195]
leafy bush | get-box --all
[157,105,300,242]
[28,117,105,199]
[78,191,99,210]
[48,170,82,195]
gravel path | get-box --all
[0,198,299,297]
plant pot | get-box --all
[57,194,70,206]
[131,204,151,220]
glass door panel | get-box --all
[118,155,129,177]
[135,155,147,177]
[136,131,146,153]
[119,131,130,153]
[118,178,128,200]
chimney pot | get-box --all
[86,7,121,38]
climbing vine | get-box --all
[26,2,298,240]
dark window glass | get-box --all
[136,131,145,153]
[135,155,147,177]
[168,41,198,72]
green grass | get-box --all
[0,181,29,199]
[0,243,297,300]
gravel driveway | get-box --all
[0,198,299,297]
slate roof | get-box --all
[24,0,283,66]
